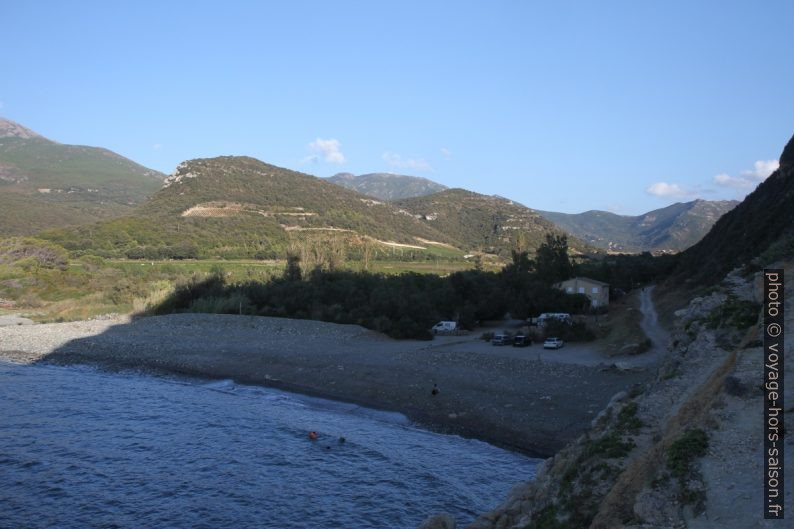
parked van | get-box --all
[536,313,572,326]
[431,321,457,334]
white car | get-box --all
[543,337,564,349]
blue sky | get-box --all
[2,1,792,214]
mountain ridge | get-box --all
[327,172,447,201]
[538,199,739,253]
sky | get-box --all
[2,1,792,214]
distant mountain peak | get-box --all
[327,172,447,201]
[0,117,43,140]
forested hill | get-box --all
[395,188,595,256]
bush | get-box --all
[616,402,643,433]
[667,429,709,478]
[584,431,635,459]
[704,296,760,330]
[0,237,69,270]
[188,293,253,315]
[543,320,596,342]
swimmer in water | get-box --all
[308,431,318,441]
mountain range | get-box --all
[330,171,738,253]
[1,117,742,258]
[42,156,584,260]
[537,200,739,253]
[0,118,164,236]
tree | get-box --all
[284,254,302,281]
[535,234,572,285]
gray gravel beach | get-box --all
[0,313,652,456]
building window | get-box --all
[578,287,585,294]
[566,287,573,293]
[592,287,599,293]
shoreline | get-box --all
[0,313,654,458]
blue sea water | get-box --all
[0,361,540,529]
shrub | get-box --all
[584,431,635,459]
[0,238,69,270]
[543,320,596,342]
[667,429,709,478]
[616,402,644,433]
[704,296,760,330]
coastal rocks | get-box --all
[417,513,456,529]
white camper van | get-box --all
[536,313,572,326]
[431,321,458,334]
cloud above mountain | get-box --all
[304,138,345,164]
[645,182,691,198]
[713,159,779,189]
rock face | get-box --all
[420,261,793,529]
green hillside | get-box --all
[0,117,164,235]
[327,172,447,201]
[41,156,463,260]
[538,199,738,253]
[395,188,594,256]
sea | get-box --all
[0,361,541,529]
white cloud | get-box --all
[713,159,778,189]
[382,151,433,172]
[440,147,452,158]
[152,143,163,150]
[0,101,4,109]
[304,138,345,164]
[645,182,691,198]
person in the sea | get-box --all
[431,383,439,396]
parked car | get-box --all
[492,333,511,346]
[513,334,531,347]
[543,337,564,349]
[432,321,457,334]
